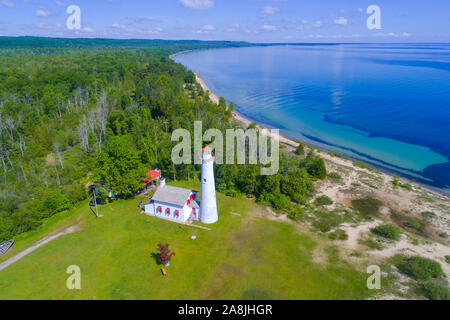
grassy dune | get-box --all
[0,181,371,300]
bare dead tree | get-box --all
[54,166,61,188]
[56,98,64,120]
[20,162,28,185]
[4,116,15,141]
[17,134,25,159]
[94,91,108,149]
[0,153,7,183]
[77,116,90,153]
[54,142,64,169]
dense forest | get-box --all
[0,37,326,242]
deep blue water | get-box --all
[174,44,450,192]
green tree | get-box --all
[295,142,305,156]
[302,152,327,180]
[280,169,315,203]
[95,135,144,198]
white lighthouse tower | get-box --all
[200,145,218,224]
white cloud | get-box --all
[146,28,162,35]
[298,20,322,31]
[179,0,214,10]
[334,17,348,25]
[1,0,15,8]
[36,9,50,17]
[83,27,94,33]
[227,24,239,32]
[375,32,413,37]
[358,8,363,12]
[194,24,216,34]
[262,6,278,14]
[203,24,215,31]
[263,25,277,31]
[112,24,126,29]
[308,33,361,39]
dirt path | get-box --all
[0,224,81,272]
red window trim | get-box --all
[157,206,162,213]
[165,208,171,215]
[174,210,179,217]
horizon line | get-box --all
[1,35,449,45]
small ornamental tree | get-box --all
[157,243,176,266]
[295,142,305,156]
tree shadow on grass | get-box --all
[150,252,162,266]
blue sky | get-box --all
[0,0,449,42]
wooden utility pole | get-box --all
[92,190,103,218]
[93,190,99,217]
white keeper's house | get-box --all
[144,145,218,224]
[144,178,200,223]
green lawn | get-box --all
[0,181,372,299]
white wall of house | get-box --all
[144,202,155,215]
[145,200,186,222]
[144,190,199,223]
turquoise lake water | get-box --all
[174,44,450,192]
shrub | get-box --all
[359,238,383,250]
[395,255,445,281]
[445,256,450,264]
[354,161,374,172]
[401,183,413,191]
[312,210,344,233]
[352,198,383,219]
[392,176,400,188]
[372,223,401,240]
[315,195,333,206]
[315,220,332,233]
[295,142,305,156]
[328,229,348,241]
[439,232,448,239]
[420,280,450,300]
[225,189,239,198]
[350,251,362,257]
[404,218,423,231]
[421,211,436,219]
[302,152,327,180]
[327,172,342,182]
[67,184,88,203]
[280,169,315,201]
[42,190,72,218]
[288,206,304,221]
[272,194,291,211]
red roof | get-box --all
[202,145,212,151]
[142,170,161,184]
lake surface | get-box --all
[174,44,450,192]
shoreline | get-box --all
[194,73,299,149]
[194,72,449,200]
